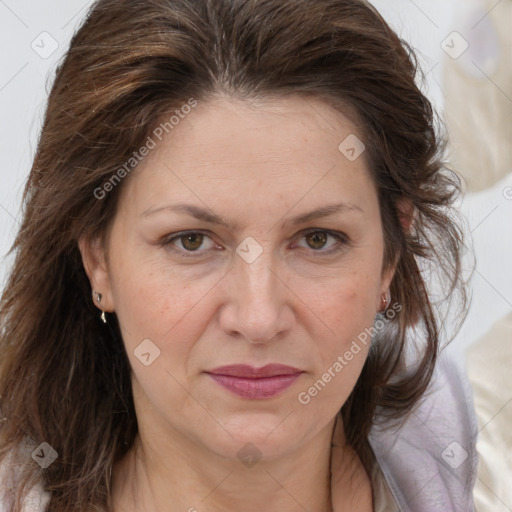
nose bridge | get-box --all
[222,241,293,342]
[240,252,278,306]
[235,234,279,294]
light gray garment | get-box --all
[369,353,479,511]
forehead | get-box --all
[160,94,366,169]
[117,94,377,221]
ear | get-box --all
[376,198,414,311]
[78,233,115,313]
[396,197,415,233]
[376,266,395,313]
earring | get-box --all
[94,291,107,323]
[380,290,391,313]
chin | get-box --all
[202,413,307,462]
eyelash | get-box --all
[159,229,349,258]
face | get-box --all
[80,94,394,461]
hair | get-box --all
[0,0,467,510]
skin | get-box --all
[79,94,395,512]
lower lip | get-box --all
[206,373,302,399]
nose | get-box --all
[218,249,295,344]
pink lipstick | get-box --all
[205,364,303,399]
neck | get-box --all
[111,405,372,512]
[112,426,334,512]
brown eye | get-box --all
[160,231,218,257]
[180,233,204,251]
[305,231,328,250]
[294,229,348,254]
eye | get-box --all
[162,231,217,254]
[294,229,348,253]
[160,228,348,258]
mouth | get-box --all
[205,364,304,400]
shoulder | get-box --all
[368,353,478,512]
[0,443,50,512]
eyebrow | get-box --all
[286,202,363,225]
[142,203,232,227]
[141,201,363,228]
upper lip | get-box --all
[206,364,303,378]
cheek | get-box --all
[299,270,379,398]
[109,265,214,417]
[107,245,217,366]
[310,269,380,343]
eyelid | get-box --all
[159,228,349,256]
[291,228,349,254]
[159,230,219,256]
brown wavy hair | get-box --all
[0,0,467,510]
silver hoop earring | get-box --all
[94,291,107,323]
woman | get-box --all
[0,0,477,510]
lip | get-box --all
[205,364,304,399]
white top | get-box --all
[0,353,477,511]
